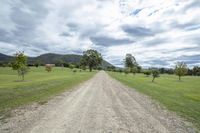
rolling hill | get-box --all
[0,53,114,68]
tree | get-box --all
[152,70,160,82]
[63,62,70,68]
[192,66,200,76]
[137,66,142,73]
[143,70,151,77]
[125,54,138,74]
[159,68,165,74]
[34,60,41,67]
[81,49,103,72]
[175,62,188,81]
[11,51,29,81]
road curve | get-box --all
[0,71,196,133]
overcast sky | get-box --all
[0,0,200,68]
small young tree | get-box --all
[152,70,159,82]
[175,62,188,81]
[11,51,29,81]
[81,49,103,72]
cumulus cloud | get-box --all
[0,0,200,67]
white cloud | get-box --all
[0,0,200,67]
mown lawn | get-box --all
[108,72,200,129]
[0,67,96,116]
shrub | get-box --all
[124,69,129,75]
[45,65,52,72]
[73,69,77,73]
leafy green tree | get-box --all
[137,66,142,73]
[125,54,138,73]
[175,62,188,81]
[34,60,41,67]
[143,70,151,77]
[152,70,159,82]
[63,62,70,68]
[81,49,103,72]
[193,66,200,76]
[159,68,165,74]
[11,51,29,81]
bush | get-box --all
[73,69,77,73]
[124,69,129,75]
[45,65,52,72]
[69,64,75,69]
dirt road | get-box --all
[0,71,196,133]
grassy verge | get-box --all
[108,72,200,129]
[0,67,96,116]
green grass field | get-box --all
[0,67,96,116]
[108,72,200,129]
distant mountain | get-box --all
[0,53,12,61]
[0,53,114,68]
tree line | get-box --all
[7,50,103,81]
[109,54,199,82]
[1,50,200,81]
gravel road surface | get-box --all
[0,71,197,133]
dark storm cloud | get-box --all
[122,25,154,37]
[90,36,135,46]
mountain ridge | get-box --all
[0,53,114,68]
